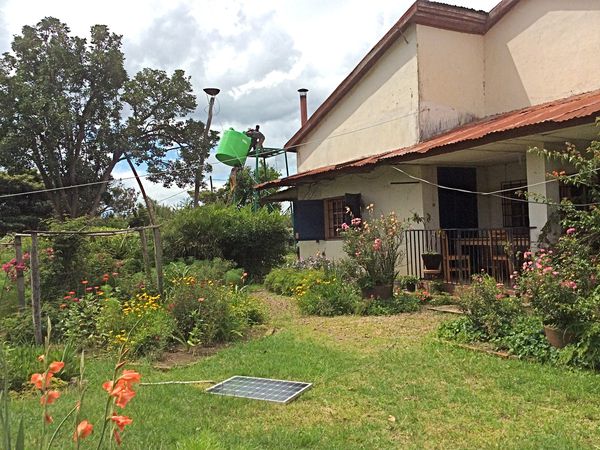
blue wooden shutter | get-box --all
[293,200,325,241]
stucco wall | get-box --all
[476,159,528,229]
[296,26,420,172]
[296,165,425,263]
[484,0,600,115]
[416,25,485,140]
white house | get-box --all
[258,0,600,284]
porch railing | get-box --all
[404,228,531,285]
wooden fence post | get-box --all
[30,233,43,345]
[139,229,152,280]
[14,235,26,311]
[152,227,164,296]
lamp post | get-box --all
[193,87,220,207]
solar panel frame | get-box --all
[206,376,312,404]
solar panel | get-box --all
[206,376,312,404]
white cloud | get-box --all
[1,0,499,201]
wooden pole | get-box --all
[125,154,157,227]
[29,233,43,345]
[152,227,164,295]
[14,235,26,311]
[139,229,152,281]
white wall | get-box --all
[296,26,420,172]
[296,165,426,262]
[484,0,600,115]
[416,25,485,140]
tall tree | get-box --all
[0,18,217,218]
[0,171,53,235]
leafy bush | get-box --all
[163,205,290,278]
[0,343,78,390]
[437,316,484,343]
[357,292,421,316]
[57,291,106,349]
[97,292,175,357]
[0,304,63,345]
[167,276,265,346]
[264,268,325,296]
[296,277,361,316]
[458,274,523,338]
[493,316,558,363]
[164,259,236,289]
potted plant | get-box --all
[340,205,411,300]
[421,250,442,271]
[515,240,594,348]
[396,275,419,292]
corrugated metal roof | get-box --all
[258,89,600,189]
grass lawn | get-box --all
[9,290,600,449]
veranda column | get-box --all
[525,149,560,248]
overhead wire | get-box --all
[391,166,600,208]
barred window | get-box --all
[324,197,345,239]
[501,180,529,228]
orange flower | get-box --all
[40,390,61,405]
[73,420,93,441]
[111,414,133,431]
[59,303,67,309]
[113,429,122,446]
[37,354,45,362]
[48,361,64,374]
[118,370,141,384]
[44,413,53,424]
[118,389,136,408]
[30,372,53,390]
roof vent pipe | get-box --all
[298,88,308,127]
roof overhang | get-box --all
[258,90,600,190]
[284,0,521,151]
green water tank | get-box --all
[215,128,251,167]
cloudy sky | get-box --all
[0,0,499,205]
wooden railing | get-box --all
[404,228,531,284]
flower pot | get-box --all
[361,284,393,300]
[543,325,576,348]
[421,253,442,271]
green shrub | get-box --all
[167,277,265,346]
[458,274,523,338]
[0,342,78,391]
[264,268,325,296]
[57,292,106,349]
[437,317,484,343]
[494,316,558,363]
[163,205,290,278]
[357,292,421,316]
[297,278,361,316]
[164,259,237,289]
[0,304,63,345]
[97,292,175,357]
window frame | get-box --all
[501,180,530,228]
[324,196,346,240]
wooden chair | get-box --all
[441,232,471,283]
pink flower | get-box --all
[350,217,362,226]
[341,223,350,231]
[373,238,382,251]
[566,227,576,235]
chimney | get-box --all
[298,88,308,127]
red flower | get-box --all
[81,280,89,285]
[85,287,93,292]
[68,291,76,295]
[111,414,133,431]
[40,390,61,405]
[30,372,53,390]
[73,420,93,441]
[113,429,122,446]
[48,361,64,374]
[44,413,53,424]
